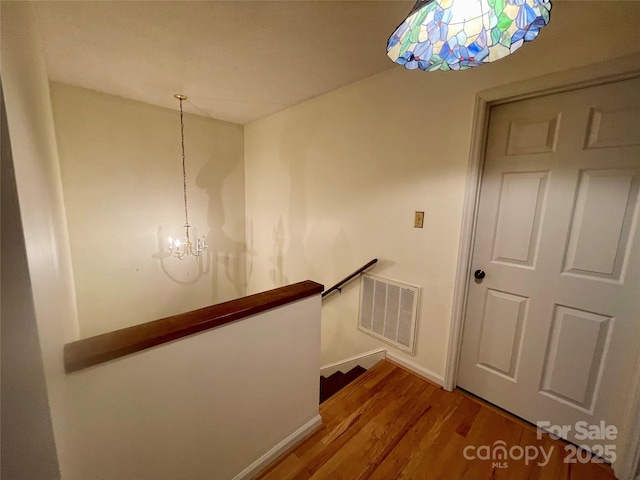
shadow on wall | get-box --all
[245,220,257,287]
[271,216,289,286]
[274,106,380,290]
[255,106,388,290]
[256,109,323,289]
[198,146,247,302]
[149,117,246,307]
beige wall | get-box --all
[57,295,321,480]
[50,84,246,337]
[4,0,640,476]
[244,2,640,379]
[3,4,320,480]
[1,81,61,480]
[1,0,80,475]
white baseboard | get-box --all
[232,414,322,480]
[320,348,387,377]
[320,349,444,387]
[385,351,444,387]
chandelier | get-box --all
[167,94,207,260]
[387,0,552,71]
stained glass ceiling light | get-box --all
[387,0,551,71]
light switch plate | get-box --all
[414,211,424,228]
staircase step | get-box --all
[320,366,367,403]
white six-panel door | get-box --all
[457,77,640,457]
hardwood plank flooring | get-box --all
[256,360,617,480]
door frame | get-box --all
[443,52,640,480]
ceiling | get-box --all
[33,1,414,124]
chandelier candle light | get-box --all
[387,0,552,71]
[167,94,207,260]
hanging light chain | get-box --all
[167,94,207,259]
[178,95,190,229]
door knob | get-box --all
[474,269,486,280]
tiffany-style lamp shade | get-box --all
[387,0,552,71]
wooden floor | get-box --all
[257,360,617,480]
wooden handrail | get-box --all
[322,259,378,298]
[64,280,323,373]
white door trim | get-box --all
[616,347,640,480]
[443,52,640,480]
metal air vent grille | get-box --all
[359,274,419,355]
